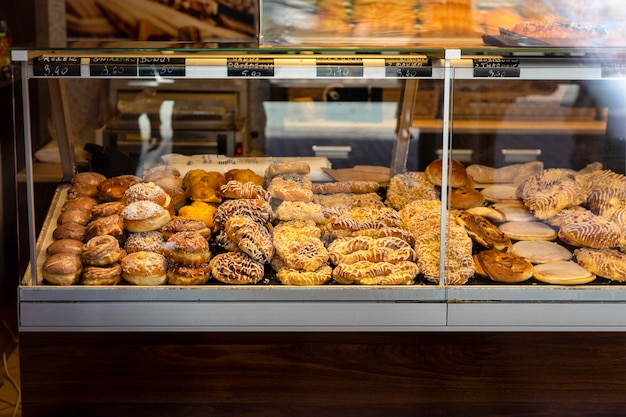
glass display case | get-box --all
[11,43,626,333]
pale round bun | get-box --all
[511,240,572,264]
[492,203,535,222]
[498,221,557,241]
[120,251,168,286]
[480,185,519,203]
[121,200,172,233]
[473,249,533,283]
[464,206,506,223]
[532,261,596,285]
[449,187,485,209]
[424,158,468,188]
[41,253,83,286]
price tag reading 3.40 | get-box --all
[385,58,432,77]
[33,56,81,77]
[473,58,520,78]
[316,58,364,77]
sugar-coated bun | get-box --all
[124,231,165,254]
[121,251,168,286]
[121,200,171,233]
[425,158,468,188]
[163,231,211,265]
[41,253,82,286]
[122,182,169,206]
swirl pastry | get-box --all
[516,168,585,219]
[81,263,122,286]
[209,251,265,284]
[224,215,274,263]
[332,260,419,285]
[220,180,270,202]
[273,220,328,272]
[473,249,533,283]
[213,198,274,229]
[455,212,512,251]
[82,235,126,266]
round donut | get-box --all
[72,171,107,186]
[82,234,126,266]
[41,253,82,286]
[209,251,265,284]
[163,231,211,265]
[53,222,87,242]
[57,208,92,226]
[67,183,99,199]
[167,262,212,285]
[473,249,533,283]
[161,218,211,241]
[121,200,171,233]
[47,238,85,256]
[124,231,165,254]
[81,263,122,286]
[62,196,98,213]
[332,260,419,285]
[120,251,168,286]
[85,214,125,242]
[91,201,126,219]
[98,175,142,202]
[122,181,169,207]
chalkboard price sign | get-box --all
[89,57,138,77]
[33,56,81,77]
[138,57,186,77]
[227,57,275,77]
[316,58,364,77]
[473,58,521,77]
[385,58,432,77]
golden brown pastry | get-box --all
[213,198,274,229]
[85,214,125,242]
[449,186,485,209]
[224,168,264,186]
[220,180,271,201]
[41,253,83,286]
[57,208,92,226]
[53,222,87,242]
[224,215,274,263]
[516,168,585,219]
[82,234,126,267]
[273,220,328,272]
[177,200,219,228]
[161,218,211,241]
[455,212,512,251]
[274,200,327,224]
[124,231,165,254]
[473,249,533,283]
[122,181,169,207]
[264,161,310,179]
[209,251,265,284]
[424,158,468,188]
[332,260,419,285]
[47,238,85,257]
[271,256,333,286]
[91,201,126,219]
[312,180,380,195]
[327,235,417,265]
[61,196,98,213]
[98,175,142,202]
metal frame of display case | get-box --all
[12,46,626,332]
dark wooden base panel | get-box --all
[20,332,626,417]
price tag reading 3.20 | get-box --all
[316,58,364,77]
[473,58,520,78]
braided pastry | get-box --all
[574,248,626,282]
[273,220,328,272]
[209,251,265,284]
[332,260,419,285]
[224,215,274,263]
[271,257,332,286]
[312,180,380,195]
[385,172,438,210]
[220,180,270,202]
[213,198,274,229]
[328,235,417,265]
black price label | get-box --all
[227,57,275,77]
[473,58,520,78]
[138,57,186,77]
[89,57,138,77]
[316,58,364,77]
[385,58,432,77]
[33,56,81,77]
[601,61,626,78]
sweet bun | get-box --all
[120,251,168,286]
[491,203,535,222]
[225,168,264,186]
[473,249,533,283]
[167,262,212,285]
[85,214,125,242]
[47,238,85,256]
[532,261,596,285]
[57,208,92,226]
[161,218,211,240]
[72,171,107,186]
[511,240,572,264]
[41,253,82,286]
[53,222,87,242]
[62,196,98,213]
[122,182,169,207]
[98,175,142,202]
[121,200,171,233]
[449,186,485,209]
[91,201,126,218]
[498,221,557,241]
[425,158,468,188]
[67,183,99,199]
[455,212,512,251]
[464,206,506,223]
[124,230,165,254]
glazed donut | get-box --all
[72,171,106,186]
[121,200,171,233]
[161,218,211,241]
[91,201,126,219]
[62,196,98,213]
[213,198,274,229]
[163,231,211,265]
[209,251,265,284]
[224,215,274,263]
[47,238,84,256]
[81,263,122,286]
[85,214,125,242]
[120,250,168,286]
[124,231,165,254]
[273,220,328,272]
[67,183,99,199]
[328,235,417,265]
[424,158,468,188]
[82,234,126,266]
[220,180,271,202]
[53,222,87,242]
[167,262,212,285]
[473,249,533,283]
[41,253,82,286]
[272,257,332,286]
[57,208,92,226]
[122,181,169,207]
[332,260,419,285]
[98,175,142,202]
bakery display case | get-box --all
[11,43,626,334]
